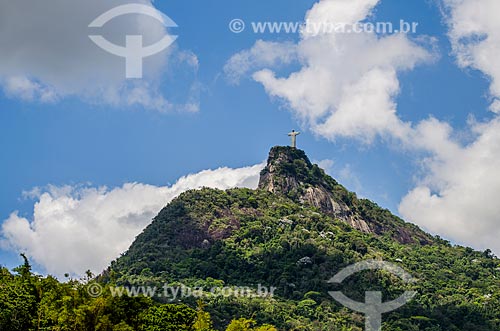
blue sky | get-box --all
[2,0,500,277]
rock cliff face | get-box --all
[258,146,431,244]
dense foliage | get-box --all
[0,255,274,330]
[106,185,500,330]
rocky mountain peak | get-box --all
[258,146,320,194]
[258,146,432,244]
[258,146,363,226]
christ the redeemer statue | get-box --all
[288,130,300,148]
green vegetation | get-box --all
[106,186,500,330]
[0,256,274,330]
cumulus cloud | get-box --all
[2,76,58,103]
[224,40,297,85]
[1,164,264,278]
[398,0,500,254]
[0,0,197,111]
[226,0,434,143]
[400,118,500,253]
[442,0,500,112]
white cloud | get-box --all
[0,0,197,111]
[1,163,264,278]
[443,0,500,112]
[224,40,297,85]
[304,0,379,26]
[226,0,434,143]
[311,67,412,142]
[2,76,58,103]
[400,118,500,253]
[397,0,500,254]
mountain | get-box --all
[106,146,500,330]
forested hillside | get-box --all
[2,147,500,330]
[105,147,500,330]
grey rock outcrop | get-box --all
[258,146,432,245]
